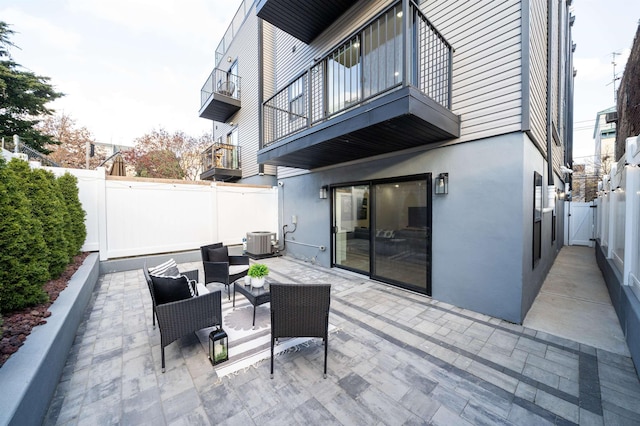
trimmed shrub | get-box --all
[7,160,70,279]
[57,173,86,257]
[0,158,49,312]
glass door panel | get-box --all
[333,185,370,273]
[372,179,429,292]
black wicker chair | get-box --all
[200,243,250,300]
[270,283,331,379]
[143,264,222,372]
[143,264,199,330]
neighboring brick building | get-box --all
[616,24,640,160]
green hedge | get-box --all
[0,157,86,313]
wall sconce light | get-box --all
[319,185,328,199]
[435,173,448,195]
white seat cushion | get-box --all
[229,265,249,275]
[196,283,209,295]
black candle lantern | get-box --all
[208,327,228,365]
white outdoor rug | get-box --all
[195,295,336,379]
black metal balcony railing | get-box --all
[215,0,251,65]
[263,1,452,147]
[202,143,241,172]
[2,137,61,167]
[200,68,241,108]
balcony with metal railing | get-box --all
[200,141,242,181]
[199,68,241,122]
[258,0,460,170]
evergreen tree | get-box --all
[57,173,86,256]
[0,22,63,153]
[0,157,49,312]
[7,159,69,278]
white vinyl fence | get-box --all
[594,135,640,301]
[45,167,278,261]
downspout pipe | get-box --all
[543,0,557,213]
[546,0,554,188]
[258,17,265,176]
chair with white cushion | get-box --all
[200,243,250,300]
[143,261,222,372]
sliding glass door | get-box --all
[371,179,430,293]
[333,185,370,272]
[332,175,431,294]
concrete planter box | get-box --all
[0,253,100,426]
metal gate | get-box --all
[565,202,595,246]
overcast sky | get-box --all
[2,0,639,161]
[2,0,240,147]
[571,0,639,164]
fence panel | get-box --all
[47,167,103,253]
[45,168,278,260]
[594,135,640,301]
[104,179,215,259]
[215,184,278,245]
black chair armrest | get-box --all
[181,269,199,282]
[156,290,222,348]
[229,255,250,266]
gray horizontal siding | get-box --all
[423,0,524,142]
[528,0,548,153]
[277,165,310,179]
[218,6,267,179]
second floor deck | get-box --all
[258,0,460,170]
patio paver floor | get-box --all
[44,252,640,425]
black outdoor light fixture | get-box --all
[319,185,328,199]
[435,173,448,195]
[208,327,228,365]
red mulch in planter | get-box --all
[0,252,90,368]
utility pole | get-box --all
[609,51,621,103]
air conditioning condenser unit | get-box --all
[246,231,275,256]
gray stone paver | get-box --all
[42,254,640,426]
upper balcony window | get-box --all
[289,77,305,121]
[328,36,361,114]
[362,6,403,98]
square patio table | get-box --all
[233,279,272,327]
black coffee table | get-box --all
[233,280,271,327]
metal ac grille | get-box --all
[246,232,274,255]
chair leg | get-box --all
[152,307,156,329]
[161,346,166,373]
[226,283,231,301]
[324,332,328,379]
[270,337,275,379]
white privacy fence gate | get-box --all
[45,167,278,261]
[593,135,640,301]
[564,202,595,247]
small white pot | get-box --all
[244,275,252,286]
[251,277,266,288]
